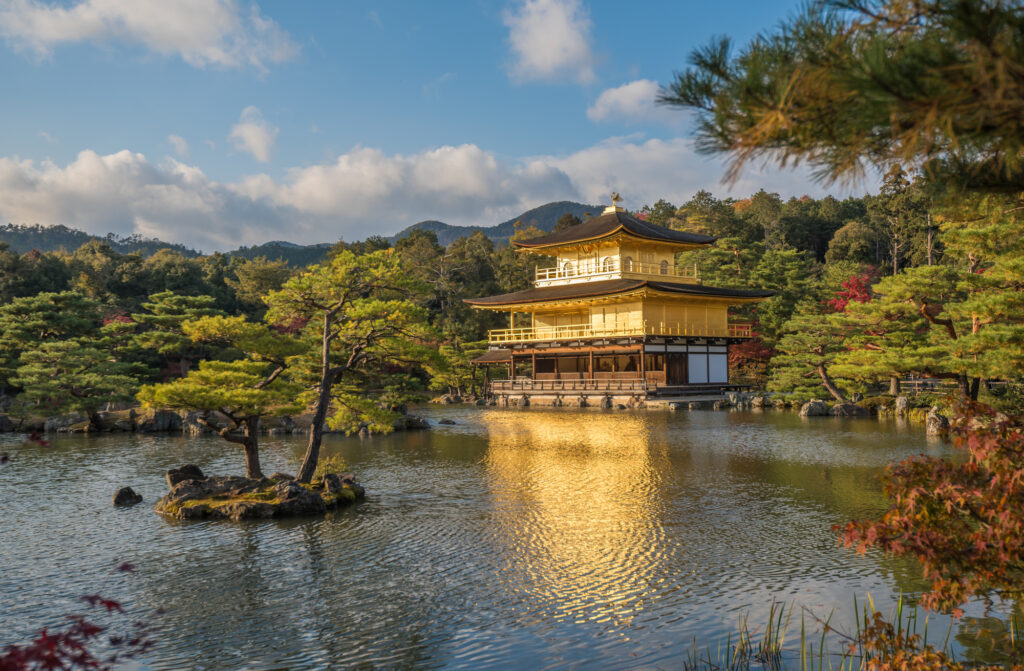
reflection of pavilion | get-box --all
[482,411,672,627]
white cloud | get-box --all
[37,130,57,143]
[167,134,189,157]
[587,79,682,126]
[228,106,277,162]
[0,140,847,253]
[0,0,299,70]
[503,0,595,84]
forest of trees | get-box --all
[2,169,1022,436]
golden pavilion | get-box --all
[465,197,773,405]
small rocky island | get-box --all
[155,465,365,521]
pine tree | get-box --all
[14,340,145,427]
[132,291,225,376]
[137,316,303,479]
[768,310,853,402]
[660,0,1024,193]
[265,250,439,483]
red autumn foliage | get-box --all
[838,403,1024,615]
[101,313,133,326]
[0,593,153,671]
[828,272,874,312]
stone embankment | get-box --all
[154,464,365,521]
[430,390,951,432]
[0,405,430,436]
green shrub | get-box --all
[313,453,348,481]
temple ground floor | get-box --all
[474,335,749,404]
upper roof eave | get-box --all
[511,210,717,250]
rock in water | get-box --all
[112,487,143,506]
[273,480,327,516]
[830,403,869,417]
[438,418,456,425]
[166,464,205,488]
[799,399,829,417]
[926,406,950,436]
[894,396,910,416]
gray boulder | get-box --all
[438,418,456,425]
[44,412,90,433]
[926,406,950,436]
[273,480,327,516]
[136,409,181,433]
[112,487,142,506]
[799,399,829,417]
[165,464,205,488]
[830,403,870,417]
[393,414,430,431]
[894,396,910,416]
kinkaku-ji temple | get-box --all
[465,196,774,406]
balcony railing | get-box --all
[535,259,699,283]
[487,321,753,343]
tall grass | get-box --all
[680,595,1021,670]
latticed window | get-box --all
[600,257,613,273]
[660,260,669,275]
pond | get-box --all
[0,407,990,669]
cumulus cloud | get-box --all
[167,134,189,157]
[587,79,682,126]
[503,0,595,84]
[228,106,277,162]
[0,140,842,252]
[0,0,298,70]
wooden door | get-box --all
[666,353,687,385]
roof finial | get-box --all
[604,192,625,214]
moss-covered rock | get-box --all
[155,470,365,521]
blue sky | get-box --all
[0,0,841,251]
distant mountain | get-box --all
[0,200,602,264]
[227,241,334,266]
[391,200,600,247]
[0,224,201,257]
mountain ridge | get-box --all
[0,200,600,265]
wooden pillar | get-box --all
[510,311,514,329]
[662,346,668,384]
[588,350,594,380]
[531,352,536,379]
[639,344,646,381]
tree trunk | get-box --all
[817,364,847,403]
[888,375,901,395]
[955,374,983,401]
[296,315,334,483]
[242,416,263,480]
[926,216,934,266]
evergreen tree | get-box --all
[265,250,439,483]
[14,340,145,427]
[660,0,1024,192]
[138,315,303,479]
[768,310,853,402]
[132,292,225,376]
[0,292,102,390]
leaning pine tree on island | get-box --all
[265,249,438,484]
[137,316,304,479]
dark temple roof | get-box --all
[513,209,717,250]
[464,279,774,307]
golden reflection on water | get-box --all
[482,410,673,630]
